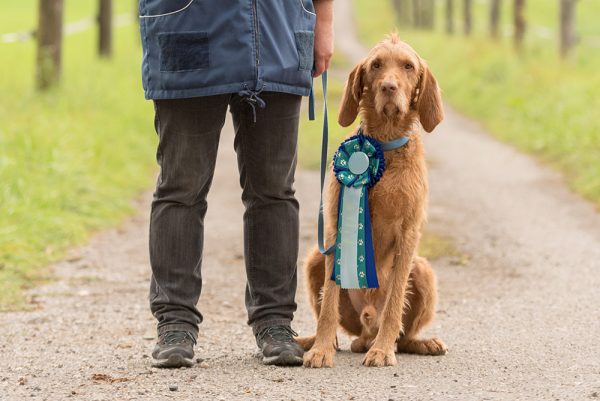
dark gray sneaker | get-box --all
[152,331,196,368]
[255,325,304,366]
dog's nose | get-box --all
[381,81,398,94]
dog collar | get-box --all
[357,126,410,152]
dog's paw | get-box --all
[396,337,448,356]
[303,346,335,368]
[362,347,397,367]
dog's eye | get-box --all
[372,61,381,69]
[405,63,414,71]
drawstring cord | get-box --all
[238,84,266,123]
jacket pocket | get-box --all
[158,32,209,72]
[295,31,314,71]
[139,0,195,18]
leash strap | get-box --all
[309,71,336,255]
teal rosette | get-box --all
[330,133,385,289]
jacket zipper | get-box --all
[251,0,260,85]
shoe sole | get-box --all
[152,353,194,369]
[262,351,303,367]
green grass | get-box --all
[354,0,600,206]
[0,9,155,309]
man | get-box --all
[138,0,333,367]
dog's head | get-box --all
[338,34,444,133]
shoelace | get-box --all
[162,331,196,346]
[257,325,298,344]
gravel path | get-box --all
[1,3,599,401]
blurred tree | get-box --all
[463,0,472,35]
[420,0,435,29]
[412,0,435,29]
[393,0,413,27]
[490,0,501,39]
[446,0,455,34]
[560,0,577,58]
[36,0,64,90]
[514,0,526,50]
[99,0,113,57]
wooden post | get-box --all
[446,0,454,34]
[490,0,501,39]
[36,0,64,90]
[463,0,472,35]
[514,0,526,50]
[98,0,113,57]
[560,0,577,58]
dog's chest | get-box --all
[367,162,426,220]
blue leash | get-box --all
[309,71,335,255]
[308,71,409,257]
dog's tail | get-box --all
[360,304,379,334]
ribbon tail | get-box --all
[363,187,379,288]
[331,186,344,284]
[334,185,362,289]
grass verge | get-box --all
[0,19,156,310]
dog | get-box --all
[297,34,447,368]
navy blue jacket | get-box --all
[139,0,317,100]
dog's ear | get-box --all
[414,60,444,133]
[338,60,366,127]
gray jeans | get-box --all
[149,92,301,338]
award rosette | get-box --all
[330,133,386,289]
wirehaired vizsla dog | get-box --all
[297,34,447,367]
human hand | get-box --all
[313,0,334,77]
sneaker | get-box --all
[255,325,304,366]
[152,330,196,368]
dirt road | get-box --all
[1,2,599,400]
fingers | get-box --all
[312,54,332,77]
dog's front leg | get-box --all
[363,229,417,367]
[303,253,340,368]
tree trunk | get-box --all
[446,0,454,34]
[560,0,577,58]
[420,0,435,29]
[98,0,112,57]
[514,0,526,50]
[393,0,412,27]
[412,0,421,28]
[36,0,64,90]
[463,0,472,35]
[490,0,501,39]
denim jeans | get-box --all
[149,92,301,338]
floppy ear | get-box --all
[414,61,444,133]
[338,60,365,127]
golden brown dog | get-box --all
[297,34,447,368]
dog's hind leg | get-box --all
[396,257,447,356]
